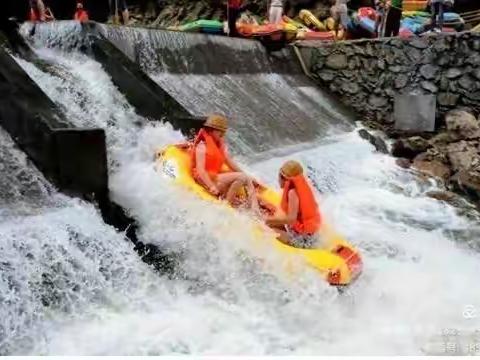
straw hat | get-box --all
[204,114,228,132]
[280,160,303,178]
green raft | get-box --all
[178,20,224,34]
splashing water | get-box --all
[1,25,479,355]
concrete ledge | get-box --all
[84,23,203,133]
[0,45,108,198]
[54,129,108,197]
[88,33,192,123]
[26,21,203,134]
[301,31,480,128]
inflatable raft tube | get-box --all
[236,22,289,41]
[178,19,224,34]
[236,23,282,37]
[402,10,430,18]
[299,9,327,31]
[403,0,429,12]
[282,22,299,40]
[296,30,336,41]
[155,145,363,286]
[283,15,309,31]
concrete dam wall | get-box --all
[297,32,480,129]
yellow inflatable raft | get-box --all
[299,9,327,31]
[155,145,363,286]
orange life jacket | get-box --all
[190,128,226,179]
[74,9,89,22]
[281,174,321,234]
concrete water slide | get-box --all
[0,21,178,271]
[0,20,355,271]
[97,24,356,157]
[29,21,355,158]
[23,21,202,132]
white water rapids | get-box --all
[1,34,479,355]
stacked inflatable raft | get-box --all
[233,12,344,42]
[175,19,225,34]
[172,4,465,42]
[172,9,345,42]
[351,6,464,37]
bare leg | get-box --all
[217,172,260,212]
[438,3,444,31]
[245,178,260,214]
[216,172,244,194]
[272,228,293,246]
[225,179,244,205]
[122,9,130,24]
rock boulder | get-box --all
[445,110,480,140]
[425,190,459,202]
[325,54,348,70]
[447,140,480,172]
[451,170,480,203]
[412,159,452,181]
[391,136,431,159]
[358,129,389,154]
[395,158,412,169]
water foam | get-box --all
[3,28,479,355]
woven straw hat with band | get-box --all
[280,160,304,178]
[204,114,228,132]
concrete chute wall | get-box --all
[97,25,356,158]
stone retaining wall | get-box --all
[296,32,480,130]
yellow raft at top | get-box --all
[155,145,363,286]
[299,9,326,32]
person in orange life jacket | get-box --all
[74,1,90,22]
[264,160,321,248]
[191,114,260,211]
[29,0,46,21]
[29,0,54,22]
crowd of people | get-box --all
[27,0,132,24]
[227,0,289,36]
[372,0,455,37]
[226,0,457,38]
[26,0,457,37]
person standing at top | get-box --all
[28,0,54,22]
[264,160,321,248]
[268,0,284,24]
[74,0,89,22]
[29,0,45,22]
[330,0,350,37]
[227,0,246,37]
[374,0,386,37]
[429,0,454,32]
[384,0,403,37]
[109,0,130,25]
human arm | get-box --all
[45,6,55,20]
[265,190,299,227]
[224,150,243,173]
[195,143,220,196]
[36,0,47,21]
[224,151,267,189]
